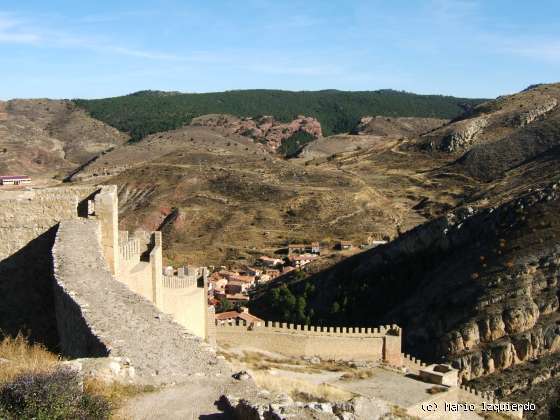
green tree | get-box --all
[216,297,233,313]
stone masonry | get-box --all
[53,218,226,383]
[215,322,402,365]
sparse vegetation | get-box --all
[340,369,375,381]
[0,334,59,385]
[0,335,152,419]
[250,371,353,402]
[278,131,316,157]
[216,297,234,313]
[0,369,111,420]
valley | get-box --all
[2,84,560,418]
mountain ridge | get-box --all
[74,89,486,141]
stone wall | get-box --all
[117,228,208,339]
[118,231,157,302]
[0,186,99,349]
[51,218,227,383]
[216,322,402,363]
[161,285,206,339]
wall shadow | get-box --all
[0,226,60,352]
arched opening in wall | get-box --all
[77,190,101,218]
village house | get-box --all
[311,241,321,254]
[337,240,353,250]
[259,268,282,283]
[0,175,32,186]
[225,280,251,295]
[209,277,227,294]
[287,243,307,254]
[228,274,257,287]
[258,256,283,268]
[288,242,321,255]
[215,307,264,326]
[225,293,250,304]
[288,253,317,268]
[241,266,262,277]
[216,270,239,281]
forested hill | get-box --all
[74,89,486,141]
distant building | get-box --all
[209,278,227,294]
[216,270,239,281]
[287,244,307,254]
[0,175,31,186]
[215,307,264,326]
[228,274,256,286]
[258,256,283,267]
[360,240,387,249]
[288,253,317,268]
[337,240,353,250]
[311,242,321,254]
[242,266,262,277]
[225,281,249,295]
[259,268,282,283]
[225,293,250,304]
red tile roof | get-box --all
[215,310,264,323]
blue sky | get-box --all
[1,0,559,99]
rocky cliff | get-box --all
[418,84,559,153]
[253,179,560,384]
[252,84,560,395]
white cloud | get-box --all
[0,14,42,44]
[0,11,192,62]
[497,39,560,62]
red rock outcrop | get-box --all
[190,114,322,151]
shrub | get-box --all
[278,131,316,157]
[0,334,59,385]
[0,369,111,420]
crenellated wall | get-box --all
[215,321,402,364]
[1,184,210,352]
[117,228,208,339]
[51,218,228,383]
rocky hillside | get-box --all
[411,84,560,183]
[417,84,559,154]
[250,83,560,416]
[352,116,447,137]
[190,113,322,153]
[0,99,128,181]
[69,124,425,266]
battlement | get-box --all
[119,236,142,261]
[162,274,199,288]
[402,353,427,368]
[459,384,498,404]
[215,320,402,364]
[215,320,401,337]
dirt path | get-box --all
[118,375,254,420]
